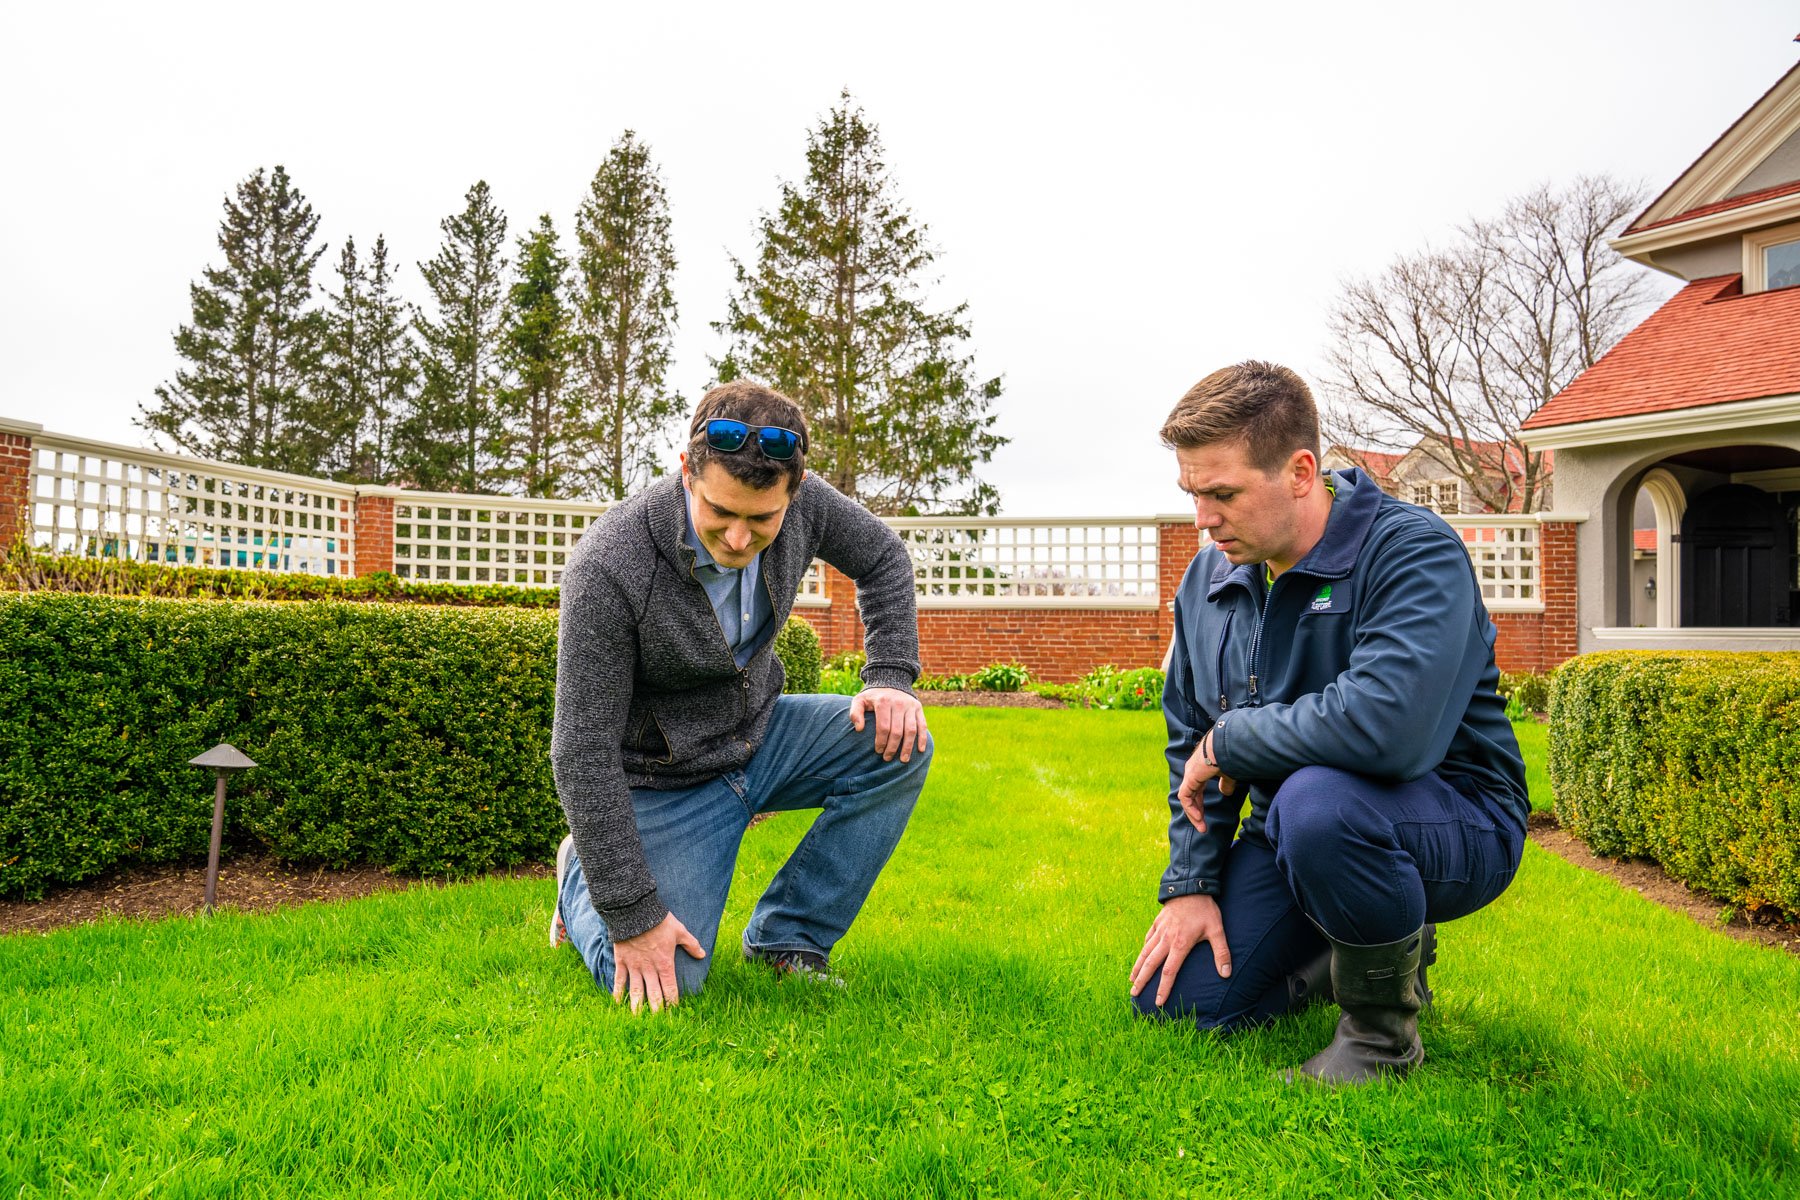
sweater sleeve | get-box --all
[549,552,668,941]
[1210,525,1488,784]
[809,479,922,695]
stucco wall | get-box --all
[1730,124,1800,197]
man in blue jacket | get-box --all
[1127,361,1527,1085]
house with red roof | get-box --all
[1519,59,1800,650]
[1326,437,1551,515]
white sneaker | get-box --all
[549,835,574,947]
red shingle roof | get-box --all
[1634,529,1657,553]
[1625,179,1800,235]
[1521,275,1800,429]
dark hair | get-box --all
[1159,361,1320,473]
[685,380,809,494]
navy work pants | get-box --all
[1132,766,1525,1033]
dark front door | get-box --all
[1678,483,1790,626]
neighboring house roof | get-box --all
[1324,445,1405,488]
[1634,529,1657,553]
[1522,274,1800,429]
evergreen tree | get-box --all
[500,215,577,497]
[307,236,374,479]
[140,165,328,472]
[355,235,417,483]
[715,93,1005,515]
[405,181,509,493]
[571,130,681,500]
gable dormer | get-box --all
[1611,60,1800,290]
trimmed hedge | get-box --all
[0,592,562,899]
[773,616,822,694]
[1548,651,1800,917]
[2,548,559,609]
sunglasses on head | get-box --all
[704,419,807,460]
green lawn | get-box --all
[4,711,1796,1198]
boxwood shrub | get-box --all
[0,592,563,898]
[1548,651,1800,917]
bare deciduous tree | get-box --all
[1325,175,1658,513]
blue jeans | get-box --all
[558,693,932,996]
[1132,766,1523,1032]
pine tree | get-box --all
[571,130,681,500]
[405,181,509,493]
[307,236,374,479]
[500,215,576,497]
[356,235,418,483]
[140,165,328,472]
[715,93,1005,515]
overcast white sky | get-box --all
[1,2,1796,515]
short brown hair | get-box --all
[1160,361,1320,473]
[686,380,809,494]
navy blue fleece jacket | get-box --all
[1158,468,1528,902]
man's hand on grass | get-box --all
[1176,730,1236,831]
[611,911,705,1014]
[1130,893,1232,1007]
[850,687,930,763]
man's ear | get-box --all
[1290,448,1319,494]
[679,451,690,486]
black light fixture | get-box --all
[188,743,257,915]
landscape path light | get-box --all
[187,743,257,915]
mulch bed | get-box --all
[0,854,551,937]
[1526,812,1800,957]
[918,689,1066,709]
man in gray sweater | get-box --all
[549,380,932,1013]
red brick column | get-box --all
[1155,517,1200,662]
[0,428,34,552]
[1538,520,1579,668]
[354,493,396,577]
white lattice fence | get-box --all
[390,496,608,586]
[27,435,357,575]
[889,517,1162,607]
[1446,517,1542,611]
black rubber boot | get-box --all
[1286,922,1435,1014]
[1291,926,1427,1085]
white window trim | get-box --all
[1742,219,1800,292]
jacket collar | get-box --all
[1206,468,1382,599]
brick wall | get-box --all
[0,432,32,551]
[799,515,1581,681]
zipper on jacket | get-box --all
[1214,607,1235,713]
[1248,571,1280,705]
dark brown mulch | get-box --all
[918,689,1066,708]
[0,853,552,937]
[1526,812,1800,957]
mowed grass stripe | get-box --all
[3,710,1796,1198]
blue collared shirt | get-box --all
[682,486,773,668]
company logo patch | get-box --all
[1310,585,1333,612]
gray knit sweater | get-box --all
[550,472,921,940]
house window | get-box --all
[1409,483,1433,508]
[1768,239,1800,291]
[1743,221,1800,292]
[1435,481,1461,514]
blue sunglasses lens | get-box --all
[705,420,751,451]
[756,429,801,459]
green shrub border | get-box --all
[0,592,563,899]
[1548,651,1800,918]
